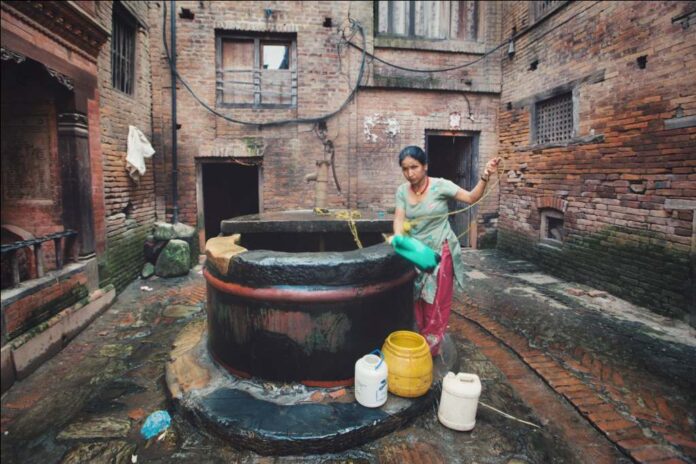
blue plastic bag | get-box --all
[140,410,171,439]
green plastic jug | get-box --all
[391,235,441,273]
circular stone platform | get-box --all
[166,320,458,455]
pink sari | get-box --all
[414,242,453,356]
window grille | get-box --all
[216,33,297,108]
[111,3,136,95]
[377,1,478,40]
[531,0,568,22]
[534,93,574,144]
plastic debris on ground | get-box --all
[140,410,171,440]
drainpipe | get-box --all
[170,0,179,223]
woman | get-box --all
[393,146,500,356]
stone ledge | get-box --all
[1,262,86,307]
[374,36,487,54]
[663,115,696,130]
[1,286,115,393]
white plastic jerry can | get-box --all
[438,372,482,431]
[354,352,388,408]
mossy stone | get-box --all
[155,239,190,277]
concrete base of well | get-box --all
[166,320,458,455]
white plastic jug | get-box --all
[354,351,388,408]
[438,372,481,431]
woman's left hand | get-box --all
[484,157,501,178]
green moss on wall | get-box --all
[99,223,152,292]
[497,227,694,323]
[8,283,89,340]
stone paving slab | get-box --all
[456,249,696,464]
[1,255,679,463]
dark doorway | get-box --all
[426,134,478,247]
[201,162,259,241]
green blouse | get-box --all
[396,177,466,303]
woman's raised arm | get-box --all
[393,207,406,235]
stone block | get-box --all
[154,222,176,241]
[11,287,116,381]
[141,262,155,279]
[1,344,16,394]
[60,440,136,464]
[205,235,247,276]
[155,239,190,277]
[57,417,131,440]
[173,222,196,239]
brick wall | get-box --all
[94,1,156,291]
[497,1,696,322]
[2,271,88,342]
[149,0,502,247]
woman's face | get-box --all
[401,156,427,185]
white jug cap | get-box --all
[442,372,481,397]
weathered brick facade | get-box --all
[93,1,157,291]
[497,1,696,322]
[3,0,694,347]
[149,0,503,246]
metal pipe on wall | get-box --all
[170,0,179,223]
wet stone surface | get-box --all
[2,263,614,463]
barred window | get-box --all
[111,2,136,95]
[216,32,297,108]
[534,93,574,144]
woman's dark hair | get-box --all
[398,145,428,166]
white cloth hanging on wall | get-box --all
[126,125,155,181]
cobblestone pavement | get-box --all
[1,250,692,463]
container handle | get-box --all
[370,349,384,370]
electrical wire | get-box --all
[162,1,600,128]
[162,1,367,127]
[348,40,507,73]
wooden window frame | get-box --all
[111,2,136,95]
[539,208,565,247]
[215,32,297,109]
[376,1,479,41]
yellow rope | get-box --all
[404,161,506,240]
[334,209,363,249]
[313,159,506,248]
[313,208,364,249]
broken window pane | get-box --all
[262,43,290,70]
